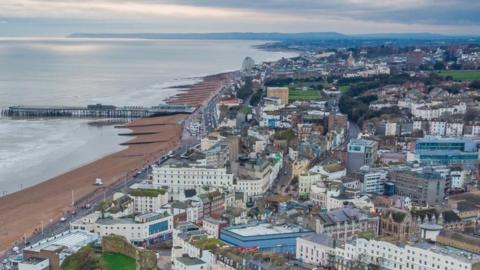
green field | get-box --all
[62,248,136,270]
[437,70,480,81]
[338,85,350,93]
[102,252,136,270]
[288,88,322,101]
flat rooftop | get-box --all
[25,230,98,253]
[417,136,480,143]
[96,217,135,225]
[21,256,49,265]
[176,256,206,266]
[226,223,308,237]
[413,242,480,264]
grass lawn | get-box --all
[63,264,76,270]
[102,252,136,270]
[437,70,480,81]
[338,85,350,93]
[288,88,322,101]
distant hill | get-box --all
[69,32,478,41]
[352,33,461,40]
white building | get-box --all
[185,200,203,223]
[385,122,398,136]
[129,188,169,214]
[202,217,227,238]
[428,121,464,136]
[413,120,425,131]
[299,173,324,194]
[200,133,225,151]
[259,112,281,128]
[234,156,282,197]
[446,122,464,136]
[335,238,480,270]
[314,207,379,241]
[429,120,446,136]
[471,124,480,136]
[411,102,467,120]
[309,163,347,181]
[296,234,335,267]
[19,230,99,270]
[309,181,341,208]
[175,256,207,270]
[152,160,234,200]
[174,234,219,270]
[352,166,388,194]
[450,168,468,189]
[70,212,173,243]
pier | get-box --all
[1,103,196,118]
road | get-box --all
[0,165,150,264]
[348,120,361,142]
[268,158,292,195]
[1,76,234,268]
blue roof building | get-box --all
[219,222,314,254]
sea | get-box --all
[0,38,296,194]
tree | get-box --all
[450,63,462,70]
[470,80,480,90]
[464,109,479,122]
[237,78,253,99]
[434,62,446,70]
[357,95,378,104]
[250,90,263,106]
[97,201,108,219]
[62,246,106,270]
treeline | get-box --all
[237,78,253,99]
[265,77,324,87]
[337,75,404,123]
[250,90,263,106]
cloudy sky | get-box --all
[0,0,478,36]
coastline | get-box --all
[0,73,232,254]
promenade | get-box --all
[0,73,232,254]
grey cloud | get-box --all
[156,0,480,25]
[1,0,479,36]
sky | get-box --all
[0,0,479,37]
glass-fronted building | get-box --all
[414,137,480,166]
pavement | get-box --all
[156,249,172,270]
[268,158,292,195]
[347,120,361,142]
[0,75,233,269]
[0,164,151,267]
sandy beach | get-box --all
[0,73,231,254]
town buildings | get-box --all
[21,230,99,270]
[310,207,380,242]
[129,188,169,214]
[389,169,446,206]
[220,223,314,254]
[351,166,388,194]
[296,234,335,268]
[266,87,289,105]
[335,238,480,270]
[151,158,234,200]
[70,211,173,245]
[347,139,378,173]
[412,137,480,166]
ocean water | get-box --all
[0,38,296,194]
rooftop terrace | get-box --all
[226,223,309,237]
